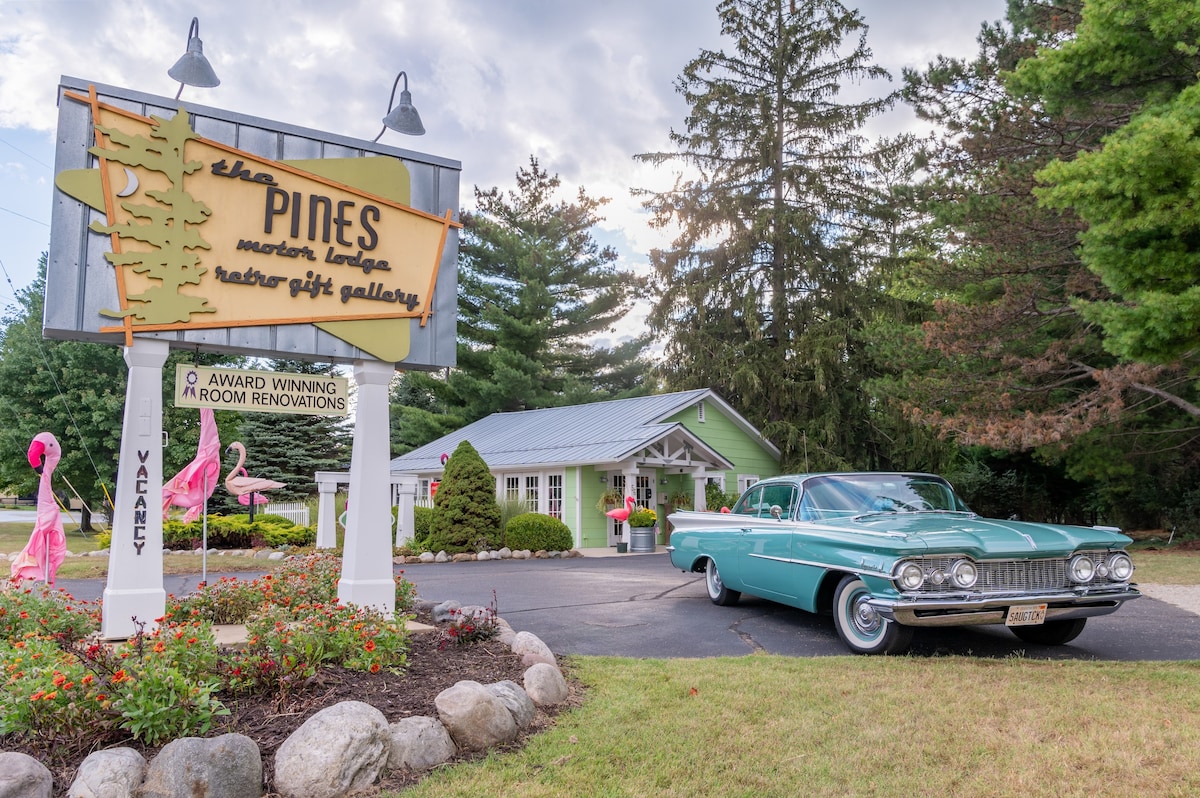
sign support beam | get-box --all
[102,338,168,639]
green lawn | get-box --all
[0,521,273,578]
[393,656,1200,798]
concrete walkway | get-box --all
[576,545,667,558]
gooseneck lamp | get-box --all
[167,17,220,100]
[374,70,425,141]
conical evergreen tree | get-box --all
[449,157,651,421]
[425,440,501,553]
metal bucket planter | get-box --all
[629,525,656,553]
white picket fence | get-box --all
[264,501,311,527]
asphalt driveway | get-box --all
[57,551,1200,660]
[398,552,1200,661]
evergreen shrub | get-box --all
[504,512,572,552]
[413,505,433,540]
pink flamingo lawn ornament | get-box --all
[162,407,221,522]
[237,470,270,508]
[606,495,636,523]
[10,432,67,586]
[224,442,284,520]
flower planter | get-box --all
[616,542,628,553]
[629,525,656,553]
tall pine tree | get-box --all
[636,0,903,470]
[448,157,651,421]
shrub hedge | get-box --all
[162,513,314,550]
[504,512,573,552]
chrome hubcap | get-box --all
[851,595,882,636]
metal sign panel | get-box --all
[46,76,462,369]
[173,364,348,415]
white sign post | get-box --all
[101,338,168,639]
[337,358,397,615]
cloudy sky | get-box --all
[0,0,1006,339]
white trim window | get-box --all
[500,471,562,514]
[548,474,564,519]
[523,475,540,512]
[737,474,759,494]
[635,475,654,507]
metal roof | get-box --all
[389,389,776,474]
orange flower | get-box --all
[369,662,381,673]
[111,669,129,684]
[363,640,376,652]
[153,641,166,653]
[29,690,44,701]
[81,674,94,686]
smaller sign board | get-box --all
[174,364,348,416]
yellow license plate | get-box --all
[1005,603,1047,626]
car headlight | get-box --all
[896,562,925,590]
[1069,554,1096,583]
[950,559,978,589]
[1107,552,1134,582]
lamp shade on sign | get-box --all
[168,17,220,99]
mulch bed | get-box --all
[4,608,580,796]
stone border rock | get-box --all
[403,547,585,563]
[9,597,570,798]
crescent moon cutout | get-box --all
[115,167,139,197]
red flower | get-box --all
[111,669,129,684]
[363,640,376,652]
[369,663,381,673]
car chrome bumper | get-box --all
[867,588,1141,628]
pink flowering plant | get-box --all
[1,554,416,757]
[439,591,500,650]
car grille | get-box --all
[907,552,1126,595]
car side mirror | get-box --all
[770,504,783,520]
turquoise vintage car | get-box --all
[667,473,1140,654]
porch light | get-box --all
[374,70,425,141]
[599,475,608,484]
[167,17,220,100]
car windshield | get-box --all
[797,474,971,520]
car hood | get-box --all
[824,513,1131,558]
